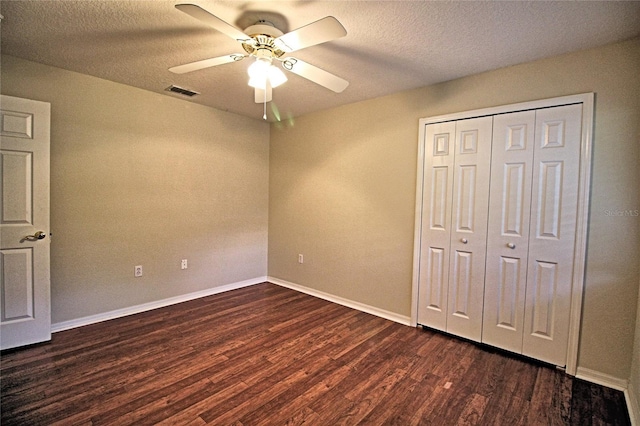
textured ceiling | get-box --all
[2,1,639,122]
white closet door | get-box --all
[522,104,582,366]
[482,110,535,352]
[417,121,455,330]
[446,116,493,342]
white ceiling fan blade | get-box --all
[274,16,346,53]
[175,4,253,43]
[169,54,245,74]
[255,84,273,103]
[282,58,349,93]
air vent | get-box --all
[166,85,200,97]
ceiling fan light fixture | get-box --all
[248,57,270,79]
[248,58,287,89]
[268,66,287,87]
[248,75,267,89]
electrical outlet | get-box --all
[134,265,143,277]
[181,259,188,270]
[298,254,304,264]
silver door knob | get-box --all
[461,238,468,244]
[27,231,47,240]
[507,243,516,249]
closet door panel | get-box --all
[417,122,455,330]
[447,117,492,342]
[483,111,535,352]
[523,104,582,366]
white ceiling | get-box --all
[2,1,639,121]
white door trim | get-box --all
[411,93,594,376]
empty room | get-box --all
[1,1,639,424]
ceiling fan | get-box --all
[169,4,349,111]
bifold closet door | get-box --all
[482,110,536,353]
[417,117,492,342]
[415,95,591,369]
[417,121,455,331]
[522,103,582,366]
[446,117,492,341]
[482,104,582,365]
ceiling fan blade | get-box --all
[274,16,346,53]
[255,84,273,103]
[175,4,252,43]
[282,58,349,93]
[169,54,245,74]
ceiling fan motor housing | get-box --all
[242,22,286,58]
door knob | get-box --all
[461,238,468,244]
[26,231,47,240]
[507,243,516,249]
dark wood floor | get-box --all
[1,282,630,425]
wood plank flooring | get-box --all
[1,282,631,425]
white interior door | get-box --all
[1,95,51,350]
[446,116,492,342]
[522,104,582,366]
[416,121,456,331]
[482,110,535,352]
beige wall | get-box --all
[1,55,270,324]
[269,38,640,380]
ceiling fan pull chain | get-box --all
[263,87,267,120]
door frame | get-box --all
[411,92,594,375]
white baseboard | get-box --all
[51,276,267,333]
[575,366,629,391]
[267,276,411,326]
[627,383,640,426]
